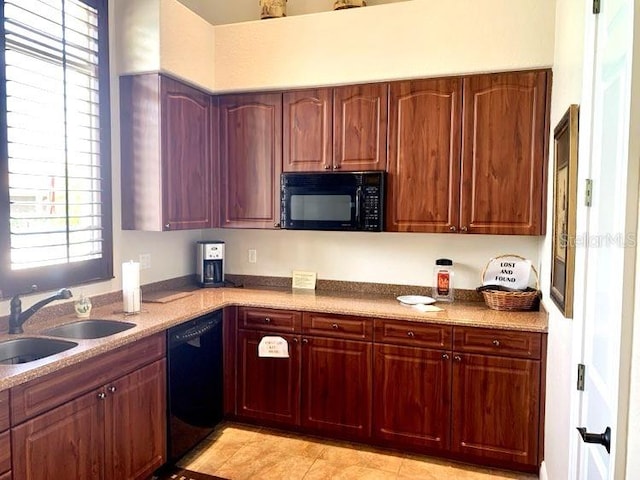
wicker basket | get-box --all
[480,254,541,311]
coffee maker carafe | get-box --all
[197,241,225,287]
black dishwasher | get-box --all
[166,310,223,463]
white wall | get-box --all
[537,0,584,479]
[178,0,409,25]
[213,0,555,92]
[207,229,541,289]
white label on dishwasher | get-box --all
[258,336,289,358]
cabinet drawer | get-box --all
[303,312,372,340]
[374,319,452,349]
[0,431,9,474]
[239,307,301,333]
[11,333,165,425]
[0,390,8,431]
[453,327,542,359]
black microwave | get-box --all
[280,171,385,231]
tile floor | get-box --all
[178,422,539,480]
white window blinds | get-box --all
[4,0,105,271]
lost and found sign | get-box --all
[482,256,532,290]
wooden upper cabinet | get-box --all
[282,84,387,172]
[120,74,214,231]
[461,70,549,235]
[283,89,332,172]
[333,83,388,171]
[219,92,283,228]
[387,78,463,232]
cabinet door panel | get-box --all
[283,89,332,172]
[387,78,462,232]
[12,390,104,480]
[301,337,371,439]
[452,353,540,466]
[105,359,166,480]
[461,71,549,235]
[237,330,300,425]
[334,84,387,171]
[220,93,282,228]
[162,76,212,230]
[0,390,8,431]
[0,431,10,475]
[373,345,450,450]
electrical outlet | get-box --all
[248,249,257,264]
[139,253,151,270]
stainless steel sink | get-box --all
[0,337,78,365]
[42,319,136,340]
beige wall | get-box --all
[213,0,556,91]
[537,0,585,478]
[206,229,541,290]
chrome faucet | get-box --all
[9,287,73,334]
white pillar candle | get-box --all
[122,261,141,313]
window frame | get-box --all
[0,0,113,298]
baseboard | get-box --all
[540,460,549,480]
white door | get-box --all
[574,0,635,478]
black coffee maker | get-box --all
[196,241,224,287]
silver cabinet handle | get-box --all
[460,226,468,232]
[454,355,462,362]
[164,223,170,230]
[107,386,117,393]
[442,353,449,360]
[97,392,106,400]
[449,225,457,232]
[324,165,331,170]
[331,323,339,330]
[492,340,500,347]
[292,337,299,343]
[407,331,415,337]
[264,317,271,323]
[302,338,309,344]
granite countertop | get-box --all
[0,287,548,390]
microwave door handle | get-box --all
[355,186,362,228]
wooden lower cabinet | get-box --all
[12,388,104,479]
[451,353,541,466]
[301,337,371,439]
[237,329,300,425]
[105,360,166,479]
[233,309,545,471]
[373,344,451,450]
[11,359,166,480]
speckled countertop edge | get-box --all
[0,286,548,390]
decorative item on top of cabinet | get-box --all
[218,92,283,229]
[260,0,286,19]
[120,74,215,231]
[334,0,367,9]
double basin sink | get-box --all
[0,319,136,366]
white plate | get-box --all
[396,295,436,305]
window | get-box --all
[0,0,112,298]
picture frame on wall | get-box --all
[550,104,579,318]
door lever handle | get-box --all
[577,426,611,454]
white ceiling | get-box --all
[177,0,410,25]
